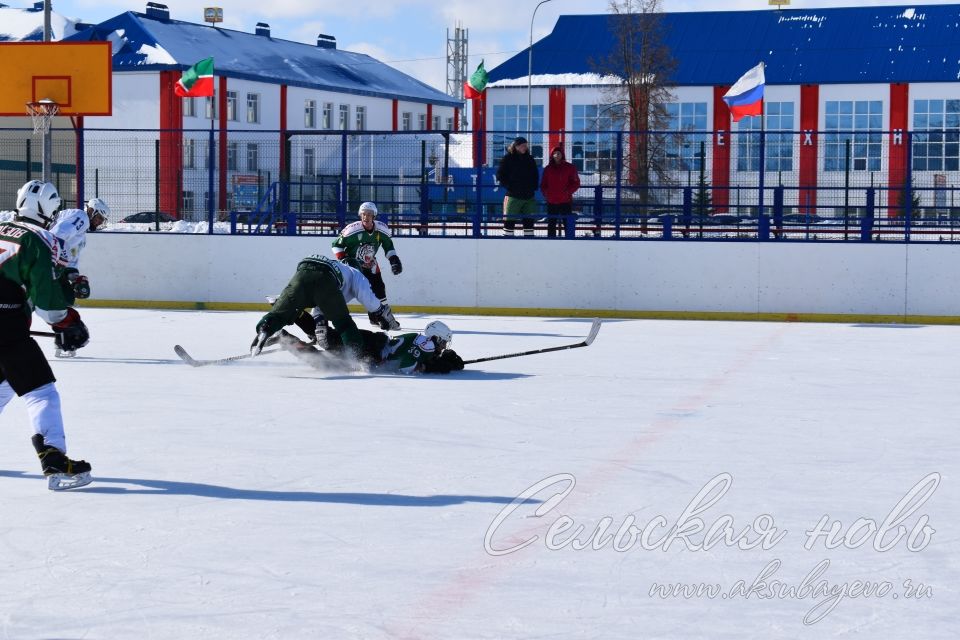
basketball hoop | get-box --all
[26,99,59,134]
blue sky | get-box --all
[24,0,960,91]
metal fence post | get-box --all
[593,185,603,238]
[207,126,216,230]
[614,131,623,239]
[905,130,913,242]
[338,133,348,228]
[472,166,482,238]
[861,187,875,241]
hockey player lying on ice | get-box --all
[283,320,465,375]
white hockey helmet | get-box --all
[86,197,110,230]
[424,320,453,350]
[358,201,378,218]
[16,180,61,227]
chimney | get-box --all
[316,34,336,49]
[255,22,271,37]
[145,2,170,21]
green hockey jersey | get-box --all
[0,220,71,324]
[331,220,397,274]
[380,333,439,374]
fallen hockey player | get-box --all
[282,320,465,375]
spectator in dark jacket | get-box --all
[539,145,581,238]
[496,136,540,236]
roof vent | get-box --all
[32,1,43,10]
[255,22,271,37]
[145,2,170,21]
[317,34,336,49]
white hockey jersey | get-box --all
[49,208,90,270]
[301,254,382,313]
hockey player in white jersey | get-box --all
[48,198,109,357]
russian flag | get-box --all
[723,62,765,122]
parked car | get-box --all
[120,211,176,223]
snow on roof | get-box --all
[0,5,79,41]
[66,11,460,107]
[488,73,622,88]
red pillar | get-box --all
[392,99,398,131]
[799,84,820,216]
[712,86,731,213]
[453,107,460,132]
[279,85,287,179]
[218,76,228,216]
[471,95,485,168]
[158,70,183,218]
[888,83,909,218]
[547,87,566,153]
[426,104,433,130]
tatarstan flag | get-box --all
[463,61,487,99]
[175,57,215,97]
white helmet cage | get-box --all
[358,202,378,218]
[424,320,453,350]
[16,180,61,227]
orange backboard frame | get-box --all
[0,41,112,116]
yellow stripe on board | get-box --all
[76,299,960,325]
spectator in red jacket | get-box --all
[539,145,581,238]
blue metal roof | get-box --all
[489,4,960,85]
[65,11,460,106]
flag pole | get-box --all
[758,62,766,221]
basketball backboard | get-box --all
[0,41,112,116]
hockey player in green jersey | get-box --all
[300,320,465,374]
[0,180,93,490]
[332,202,402,326]
[252,254,400,359]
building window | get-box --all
[227,141,238,171]
[182,190,195,213]
[402,112,412,131]
[247,143,259,172]
[417,113,427,130]
[339,105,350,130]
[305,99,317,128]
[205,91,217,119]
[664,102,708,172]
[824,100,883,171]
[226,91,238,121]
[183,138,196,169]
[913,99,960,172]
[355,105,366,131]
[432,114,441,130]
[246,93,260,124]
[491,104,545,164]
[183,97,196,118]
[570,104,619,174]
[736,101,795,173]
[446,116,454,131]
[303,148,315,176]
[323,103,333,129]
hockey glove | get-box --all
[71,274,91,299]
[439,349,465,371]
[52,308,90,352]
[370,303,400,331]
[389,255,403,275]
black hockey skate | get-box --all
[31,434,92,491]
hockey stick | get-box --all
[461,319,602,365]
[173,344,280,367]
[30,330,56,338]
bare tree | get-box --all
[594,0,676,205]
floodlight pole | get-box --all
[42,0,52,183]
[527,0,554,134]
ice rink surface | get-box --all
[0,308,957,639]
